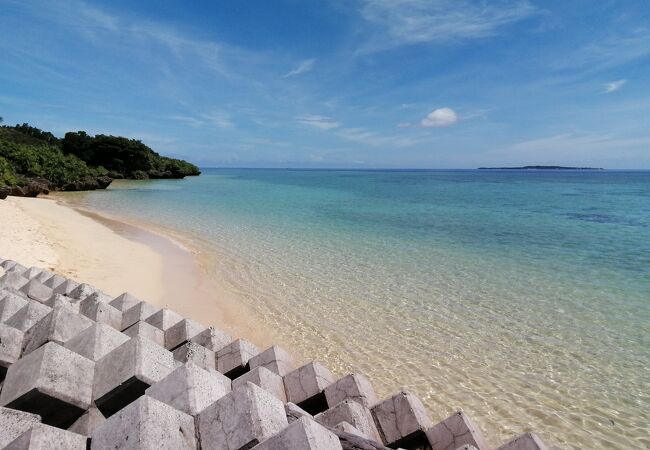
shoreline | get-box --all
[0,195,283,353]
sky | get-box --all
[1,0,649,169]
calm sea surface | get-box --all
[66,169,649,449]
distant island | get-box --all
[0,122,200,198]
[478,165,604,170]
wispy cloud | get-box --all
[604,79,626,93]
[284,58,316,77]
[358,0,536,52]
[171,112,234,129]
[421,107,458,127]
[336,127,421,147]
[296,114,341,130]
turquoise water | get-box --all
[67,169,649,449]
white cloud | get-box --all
[296,114,341,130]
[421,107,458,127]
[284,58,316,77]
[359,0,535,51]
[604,79,626,93]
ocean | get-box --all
[64,169,650,449]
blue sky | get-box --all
[1,0,649,168]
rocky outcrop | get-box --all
[0,176,113,200]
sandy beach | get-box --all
[0,195,278,350]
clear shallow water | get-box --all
[67,169,649,449]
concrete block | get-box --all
[0,272,29,290]
[65,322,130,361]
[43,293,79,313]
[216,338,259,379]
[283,362,334,414]
[251,416,343,450]
[189,325,232,351]
[93,336,177,417]
[325,373,379,409]
[233,366,287,403]
[18,280,53,303]
[121,301,159,330]
[79,297,122,330]
[315,399,382,443]
[6,264,27,276]
[0,406,41,448]
[249,345,294,376]
[0,324,23,380]
[334,421,367,438]
[123,320,165,346]
[172,341,216,372]
[285,402,313,423]
[0,260,18,270]
[42,274,67,289]
[425,411,488,450]
[21,307,94,355]
[144,308,183,331]
[496,433,548,450]
[52,279,80,296]
[109,292,142,312]
[85,291,113,303]
[0,342,94,428]
[67,405,106,437]
[146,362,231,416]
[371,391,433,447]
[22,267,45,280]
[68,283,100,301]
[0,292,29,323]
[4,423,87,449]
[90,395,197,449]
[5,301,52,332]
[164,318,206,350]
[197,382,288,450]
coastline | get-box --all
[0,195,283,353]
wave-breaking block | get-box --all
[216,338,259,379]
[324,373,379,409]
[425,411,488,450]
[93,336,178,417]
[284,362,334,415]
[79,297,122,330]
[145,308,184,331]
[0,406,41,448]
[0,342,94,428]
[0,272,30,290]
[371,391,433,448]
[496,432,548,450]
[64,322,130,361]
[91,395,197,450]
[315,399,382,443]
[0,291,29,322]
[249,345,294,377]
[19,279,53,303]
[52,279,80,297]
[172,341,216,371]
[197,382,288,450]
[21,307,93,355]
[4,301,52,333]
[121,301,159,331]
[252,416,343,450]
[164,318,206,351]
[4,423,87,449]
[233,366,288,403]
[190,326,232,352]
[109,292,142,312]
[0,324,23,381]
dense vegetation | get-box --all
[0,122,200,193]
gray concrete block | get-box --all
[67,405,106,437]
[172,341,216,371]
[285,402,313,423]
[216,338,259,378]
[79,297,122,330]
[65,322,130,361]
[0,260,18,270]
[197,382,288,450]
[34,270,55,284]
[496,433,548,450]
[324,373,379,409]
[371,391,433,447]
[18,280,53,303]
[52,279,80,296]
[68,283,100,301]
[249,345,294,376]
[164,318,206,350]
[0,406,41,448]
[146,362,231,416]
[4,423,87,449]
[85,291,113,303]
[7,265,28,277]
[0,272,30,290]
[233,366,287,403]
[93,336,177,417]
[121,301,159,330]
[144,308,183,331]
[283,362,334,414]
[0,293,28,323]
[42,274,67,289]
[0,324,23,380]
[123,320,165,346]
[189,325,232,352]
[0,342,94,428]
[21,307,94,355]
[334,421,367,438]
[43,293,79,313]
[90,395,197,450]
[5,301,52,332]
[22,267,45,280]
[425,411,488,450]
[315,399,382,443]
[109,292,142,312]
[251,416,343,450]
